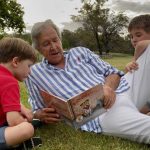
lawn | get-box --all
[20,54,150,150]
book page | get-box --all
[68,84,104,125]
[40,90,74,120]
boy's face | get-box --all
[129,28,150,48]
[13,59,33,82]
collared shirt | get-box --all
[25,47,129,133]
[0,65,21,126]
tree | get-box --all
[100,12,129,53]
[61,29,79,49]
[62,28,97,51]
[12,33,32,44]
[74,28,98,51]
[0,0,25,34]
[72,0,129,55]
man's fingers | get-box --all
[44,117,61,123]
[45,112,60,118]
[43,107,56,113]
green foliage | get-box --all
[0,0,25,33]
[71,0,129,55]
[62,28,98,51]
[62,28,133,55]
[110,35,134,54]
[62,30,79,49]
[13,33,32,44]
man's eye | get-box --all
[53,39,58,42]
[43,42,49,46]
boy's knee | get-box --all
[20,122,34,139]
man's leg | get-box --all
[100,93,150,144]
[100,45,150,143]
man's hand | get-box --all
[34,107,61,124]
[103,85,116,109]
[125,61,139,73]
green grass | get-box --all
[20,54,149,150]
[102,53,133,71]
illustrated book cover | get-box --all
[40,84,106,129]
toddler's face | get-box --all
[14,59,33,82]
[129,28,150,48]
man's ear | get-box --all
[12,57,20,67]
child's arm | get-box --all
[125,40,150,73]
[6,111,27,126]
[6,104,33,126]
[20,104,33,122]
[134,40,150,60]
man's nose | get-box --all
[50,42,55,50]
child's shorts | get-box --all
[0,126,9,149]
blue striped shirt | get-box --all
[25,47,129,133]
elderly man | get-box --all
[25,19,150,144]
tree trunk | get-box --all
[94,31,102,55]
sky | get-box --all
[17,0,150,31]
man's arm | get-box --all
[103,74,120,109]
[105,74,120,90]
[85,49,123,109]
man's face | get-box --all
[129,28,150,48]
[37,26,64,67]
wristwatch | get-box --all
[33,110,37,118]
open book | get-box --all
[40,84,106,129]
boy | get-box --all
[125,14,150,72]
[0,37,42,149]
[125,14,150,114]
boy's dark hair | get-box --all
[0,37,37,63]
[128,14,150,33]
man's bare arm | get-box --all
[105,74,120,90]
[103,74,121,109]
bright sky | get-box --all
[17,0,82,29]
[17,0,150,30]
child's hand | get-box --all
[22,108,33,122]
[21,104,33,122]
[125,61,138,73]
[6,111,28,126]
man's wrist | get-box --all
[33,110,38,119]
[103,84,112,90]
